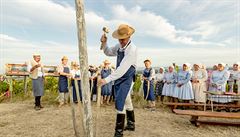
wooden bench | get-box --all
[163,102,240,112]
[173,109,240,127]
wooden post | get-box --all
[95,71,102,137]
[75,0,94,137]
[68,79,80,137]
[9,76,13,101]
[23,76,28,94]
[74,79,85,133]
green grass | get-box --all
[1,75,148,108]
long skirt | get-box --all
[173,82,194,100]
[32,77,44,97]
[155,81,164,96]
[162,83,175,97]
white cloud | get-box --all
[3,0,235,47]
[189,21,220,40]
[0,34,20,42]
[110,5,225,46]
[1,1,239,73]
[1,33,239,74]
[2,0,75,27]
[0,33,116,74]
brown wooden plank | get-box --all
[173,109,240,119]
[164,102,240,108]
[196,119,240,126]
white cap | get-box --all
[183,63,191,67]
[33,53,40,56]
[194,63,202,68]
[218,63,226,67]
[233,62,240,66]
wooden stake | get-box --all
[24,76,28,94]
[75,0,94,136]
[74,79,85,134]
[68,79,80,137]
[95,71,102,137]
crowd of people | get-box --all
[26,24,239,137]
[28,52,240,112]
[142,60,240,111]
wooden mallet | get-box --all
[100,27,109,50]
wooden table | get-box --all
[204,91,240,112]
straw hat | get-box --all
[112,24,135,39]
[144,59,151,63]
[72,61,78,67]
[62,56,68,60]
[103,60,111,64]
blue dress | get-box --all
[114,48,136,111]
[209,70,231,103]
[58,67,70,93]
[101,68,112,96]
[143,68,155,101]
[162,72,177,97]
[71,73,82,102]
[173,70,194,100]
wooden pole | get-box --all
[95,71,102,137]
[74,79,85,133]
[75,0,94,137]
[68,79,80,137]
[23,76,28,94]
[9,76,13,101]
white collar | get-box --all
[119,40,131,51]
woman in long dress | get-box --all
[100,60,113,105]
[208,63,231,105]
[155,67,165,102]
[142,59,156,109]
[173,63,194,103]
[57,56,71,107]
[162,66,177,102]
[192,63,208,103]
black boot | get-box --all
[114,114,125,137]
[124,110,135,131]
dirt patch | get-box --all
[0,101,239,137]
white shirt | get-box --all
[57,64,70,73]
[229,70,240,81]
[155,73,164,82]
[71,69,81,78]
[27,61,44,77]
[103,41,137,83]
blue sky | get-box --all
[0,0,239,74]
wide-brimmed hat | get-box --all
[112,24,135,39]
[62,56,68,60]
[103,60,111,64]
[144,59,151,63]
